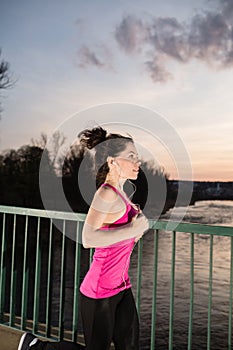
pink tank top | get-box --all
[80,183,140,299]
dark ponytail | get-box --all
[78,126,107,150]
[78,126,133,188]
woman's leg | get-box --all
[80,293,115,350]
[28,289,138,350]
[112,289,140,350]
[80,292,123,350]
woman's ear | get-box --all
[107,157,115,164]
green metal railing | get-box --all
[0,205,233,349]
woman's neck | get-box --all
[104,176,126,191]
[118,178,126,191]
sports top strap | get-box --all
[100,183,129,205]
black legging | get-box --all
[34,288,139,350]
[81,288,139,349]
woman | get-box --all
[18,126,149,350]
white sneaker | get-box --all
[18,332,39,350]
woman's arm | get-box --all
[82,213,148,248]
[82,186,149,248]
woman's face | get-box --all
[114,142,141,180]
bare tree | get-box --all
[50,130,66,168]
[31,132,48,149]
[0,49,15,115]
[31,130,66,173]
[0,58,11,89]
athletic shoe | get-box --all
[18,332,39,350]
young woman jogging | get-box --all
[18,126,149,350]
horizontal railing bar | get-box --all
[151,220,233,237]
[1,205,233,236]
[0,205,86,222]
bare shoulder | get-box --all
[95,185,118,203]
[90,185,125,214]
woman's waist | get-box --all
[90,246,134,274]
[85,263,130,279]
[94,237,135,250]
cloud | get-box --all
[188,12,232,67]
[220,0,233,19]
[77,45,113,70]
[148,17,189,63]
[114,15,149,54]
[78,46,104,68]
[145,55,173,83]
[76,0,233,82]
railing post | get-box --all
[207,235,213,350]
[58,220,67,341]
[21,215,29,330]
[45,219,53,338]
[0,213,6,322]
[72,221,83,342]
[136,238,143,315]
[9,214,17,327]
[150,229,159,350]
[169,230,176,350]
[228,236,233,349]
[33,217,42,334]
[89,248,94,266]
[188,232,194,350]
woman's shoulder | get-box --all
[95,183,118,202]
[90,183,127,214]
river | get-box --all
[130,200,233,349]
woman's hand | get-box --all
[132,213,149,242]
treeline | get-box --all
[0,134,176,218]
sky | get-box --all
[1,0,233,181]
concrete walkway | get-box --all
[0,326,51,350]
[0,325,23,350]
[0,325,116,349]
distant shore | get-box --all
[163,180,233,214]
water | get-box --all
[130,200,233,349]
[164,200,233,227]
